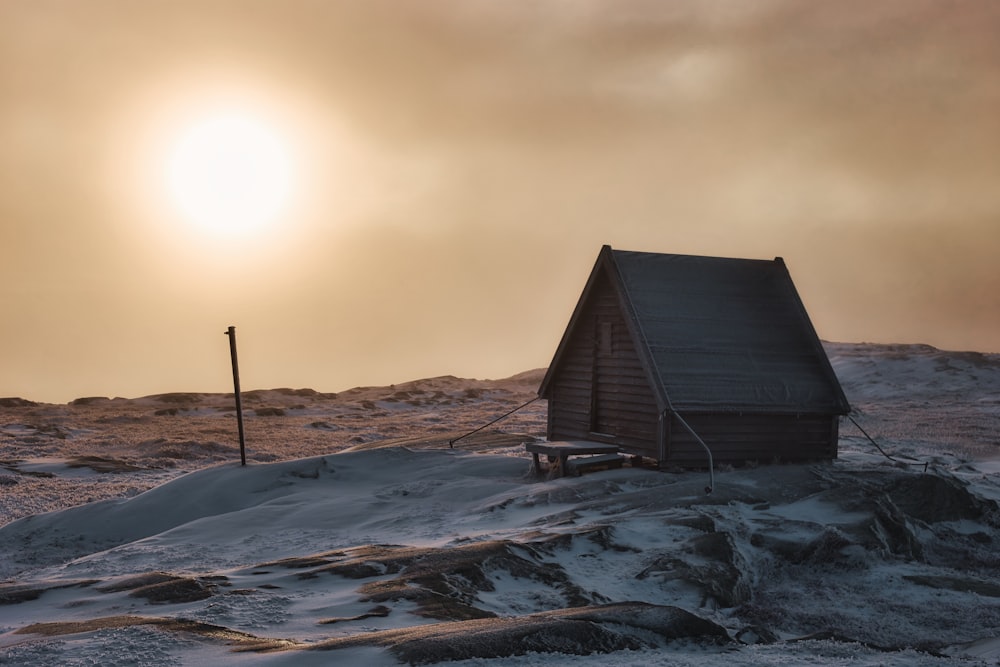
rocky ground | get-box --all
[1,343,998,665]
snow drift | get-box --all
[0,342,998,665]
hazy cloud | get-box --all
[2,0,998,401]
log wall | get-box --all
[545,265,841,466]
[663,413,839,467]
[546,271,660,457]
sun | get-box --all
[164,111,295,235]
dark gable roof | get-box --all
[540,245,850,415]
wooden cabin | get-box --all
[538,246,850,468]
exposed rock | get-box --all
[306,602,730,664]
[15,614,291,651]
[903,574,1000,597]
[0,579,98,605]
[66,456,143,473]
[735,624,779,644]
[0,397,38,408]
[305,540,594,621]
[318,604,391,625]
[70,397,110,406]
[869,494,924,560]
[885,473,998,524]
[147,393,204,404]
[638,531,753,608]
[98,571,216,604]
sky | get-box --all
[2,0,999,403]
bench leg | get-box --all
[531,452,542,476]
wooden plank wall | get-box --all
[547,271,660,458]
[664,413,839,467]
[546,265,841,467]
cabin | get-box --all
[537,246,850,468]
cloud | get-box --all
[2,0,999,401]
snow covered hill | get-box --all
[0,343,998,665]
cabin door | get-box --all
[590,317,617,438]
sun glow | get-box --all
[107,72,375,285]
[163,111,295,236]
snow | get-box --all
[1,344,999,665]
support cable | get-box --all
[449,396,542,448]
[846,413,929,472]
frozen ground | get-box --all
[0,342,998,666]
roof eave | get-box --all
[671,404,852,416]
[773,257,853,414]
[604,248,672,412]
[538,245,616,398]
[539,245,670,411]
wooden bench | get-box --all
[525,441,622,478]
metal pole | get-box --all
[225,326,247,466]
[669,410,714,494]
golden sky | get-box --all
[2,0,999,403]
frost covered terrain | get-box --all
[1,343,998,666]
